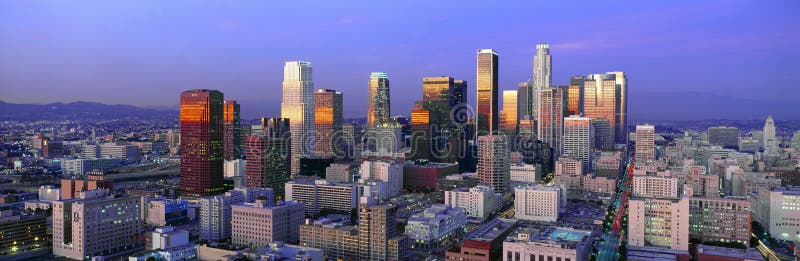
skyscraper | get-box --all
[635,124,655,162]
[422,76,466,162]
[476,49,499,136]
[562,115,594,172]
[533,43,552,90]
[281,61,315,176]
[477,135,510,193]
[565,76,583,116]
[533,44,552,123]
[763,116,778,154]
[246,118,290,199]
[422,76,455,127]
[583,72,628,144]
[180,89,225,196]
[314,89,343,157]
[368,72,391,129]
[517,80,533,121]
[500,90,518,136]
[411,109,432,160]
[452,80,468,124]
[223,100,241,160]
[592,119,613,150]
[608,71,628,145]
[537,87,564,158]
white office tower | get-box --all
[199,195,231,242]
[763,116,778,155]
[632,176,679,198]
[281,61,315,176]
[635,124,655,162]
[628,196,690,250]
[53,192,142,260]
[360,161,403,197]
[532,43,551,122]
[753,186,800,243]
[563,115,594,172]
[510,163,539,183]
[477,135,510,194]
[444,185,495,220]
[224,159,246,178]
[231,199,305,247]
[514,184,562,222]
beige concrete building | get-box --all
[635,124,655,162]
[633,175,679,198]
[514,185,563,222]
[53,192,142,260]
[285,179,358,217]
[628,196,689,250]
[231,199,304,246]
[477,135,510,193]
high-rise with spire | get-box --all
[533,44,552,124]
[367,72,391,129]
[281,61,314,176]
[476,49,499,136]
[764,116,778,154]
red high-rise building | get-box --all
[246,118,290,198]
[180,89,225,196]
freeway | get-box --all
[596,159,634,261]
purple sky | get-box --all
[1,0,798,118]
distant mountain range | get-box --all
[0,100,176,121]
[627,92,800,121]
[1,91,797,121]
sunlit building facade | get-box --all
[566,76,583,116]
[476,49,499,136]
[281,61,315,176]
[314,89,343,157]
[223,100,241,160]
[583,72,627,145]
[368,72,391,129]
[500,90,518,136]
[537,87,564,158]
[411,109,432,160]
[180,89,225,196]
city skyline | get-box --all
[4,2,800,261]
[1,1,798,120]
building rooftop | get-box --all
[407,204,465,224]
[404,161,458,168]
[627,245,690,261]
[696,245,764,260]
[466,218,518,242]
[504,226,591,249]
[773,185,800,194]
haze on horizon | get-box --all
[1,0,798,119]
